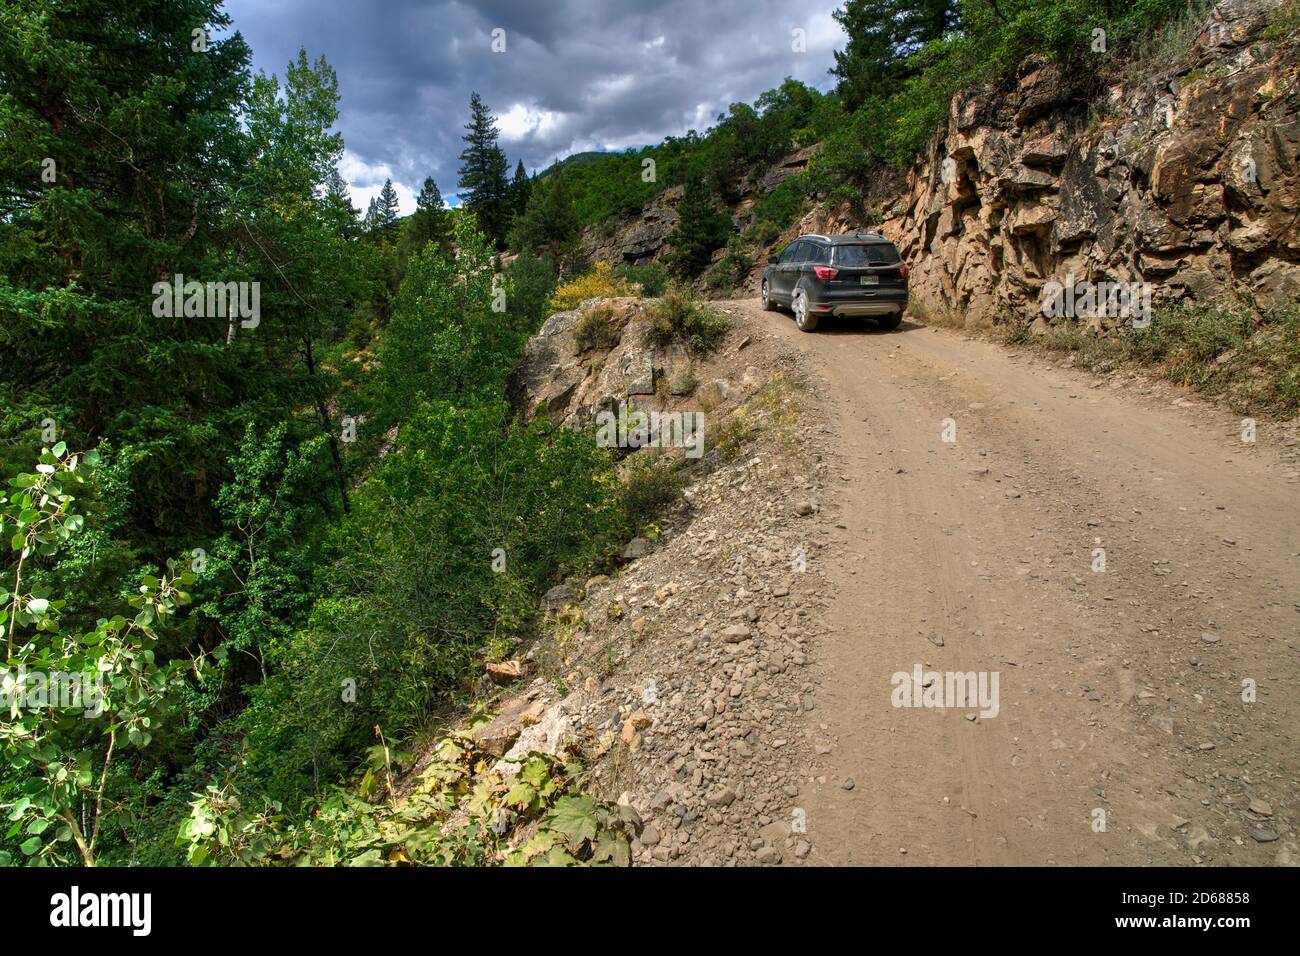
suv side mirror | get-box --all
[768,255,779,264]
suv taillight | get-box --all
[899,264,910,280]
[813,266,838,281]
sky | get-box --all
[220,0,847,215]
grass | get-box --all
[1263,0,1300,39]
[573,303,619,354]
[1006,301,1300,417]
[1125,0,1220,79]
[711,371,802,462]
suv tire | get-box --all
[877,311,903,331]
[761,279,776,311]
[792,287,818,332]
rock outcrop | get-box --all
[506,297,696,428]
[879,0,1299,328]
[581,186,683,267]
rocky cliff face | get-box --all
[876,0,1299,329]
[581,187,683,268]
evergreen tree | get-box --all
[457,92,511,247]
[509,159,532,219]
[0,0,255,545]
[666,173,733,278]
[323,168,360,238]
[508,175,579,255]
[375,178,400,234]
[407,176,452,254]
[830,0,960,110]
[418,176,444,215]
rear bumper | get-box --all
[808,288,908,317]
[829,301,904,317]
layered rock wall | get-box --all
[880,0,1299,328]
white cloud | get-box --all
[804,10,844,54]
[339,150,417,215]
[497,103,564,142]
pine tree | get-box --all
[457,92,511,247]
[417,176,444,213]
[830,0,960,110]
[407,176,452,255]
[509,159,532,219]
[508,175,578,255]
[323,168,360,237]
[666,173,732,278]
[375,178,400,234]
[0,0,256,537]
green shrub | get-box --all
[613,261,670,296]
[646,287,731,354]
[617,450,684,530]
[708,236,755,293]
[1263,0,1300,38]
[235,401,625,809]
[746,220,782,247]
[753,174,808,229]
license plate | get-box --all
[860,275,878,286]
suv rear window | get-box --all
[833,243,901,266]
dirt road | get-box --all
[719,299,1300,866]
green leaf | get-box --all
[545,795,599,851]
[19,836,42,856]
[591,829,630,866]
[504,781,536,808]
[542,844,578,866]
[520,756,550,787]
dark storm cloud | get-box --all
[221,0,845,212]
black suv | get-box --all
[761,233,909,332]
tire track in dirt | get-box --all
[721,300,1300,867]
